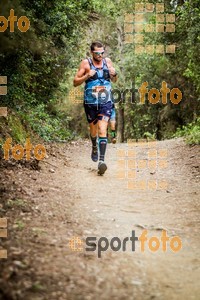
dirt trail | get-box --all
[0,138,199,300]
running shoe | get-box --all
[91,146,98,162]
[98,160,107,175]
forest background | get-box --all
[0,0,199,146]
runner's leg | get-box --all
[97,116,109,175]
[110,120,116,143]
[110,108,116,143]
[84,103,99,162]
[90,121,98,137]
[90,121,98,161]
[98,119,108,162]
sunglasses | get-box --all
[93,51,105,55]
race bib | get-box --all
[92,86,108,100]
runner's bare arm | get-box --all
[105,58,118,83]
[73,60,96,87]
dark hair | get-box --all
[90,41,104,51]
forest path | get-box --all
[0,138,199,300]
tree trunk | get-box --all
[117,103,124,142]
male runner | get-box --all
[73,41,117,175]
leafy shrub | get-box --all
[174,118,200,145]
[20,104,72,141]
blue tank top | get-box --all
[84,58,113,105]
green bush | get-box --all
[20,104,72,141]
[174,118,200,145]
